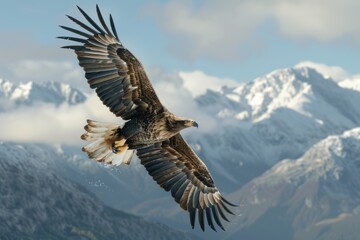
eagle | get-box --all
[59,5,237,231]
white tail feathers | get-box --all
[81,119,134,165]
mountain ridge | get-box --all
[0,79,86,110]
[227,127,360,239]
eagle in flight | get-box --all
[59,5,236,231]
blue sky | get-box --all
[0,0,359,85]
[1,0,360,145]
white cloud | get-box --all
[0,32,88,91]
[154,79,217,133]
[0,69,221,145]
[150,69,218,132]
[149,68,235,131]
[146,0,267,59]
[146,0,360,59]
[0,94,117,145]
[294,61,349,82]
[6,60,86,91]
[179,70,239,97]
[0,32,69,64]
[274,0,360,41]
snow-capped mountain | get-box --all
[0,142,193,240]
[191,67,360,187]
[0,79,86,110]
[227,128,360,240]
[198,67,360,126]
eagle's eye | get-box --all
[166,118,176,129]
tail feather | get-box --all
[81,132,104,141]
[123,149,135,165]
[81,119,135,165]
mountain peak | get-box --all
[0,78,14,98]
[191,65,360,179]
[11,81,33,100]
[0,80,86,109]
[197,66,360,124]
[254,127,360,186]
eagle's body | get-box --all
[60,5,237,232]
[122,111,190,147]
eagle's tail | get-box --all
[81,119,135,165]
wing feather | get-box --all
[174,180,190,203]
[136,134,237,231]
[77,5,105,34]
[60,5,164,120]
[66,14,98,34]
[95,5,113,36]
[217,205,230,222]
[212,205,225,231]
[163,174,186,192]
[206,207,216,231]
[198,208,205,231]
[189,206,196,229]
[109,14,119,40]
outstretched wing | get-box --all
[136,134,237,231]
[59,5,163,120]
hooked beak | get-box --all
[184,120,199,128]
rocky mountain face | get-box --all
[0,142,193,240]
[227,128,360,240]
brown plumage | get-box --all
[59,5,237,231]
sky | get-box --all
[0,0,360,88]
[1,0,360,145]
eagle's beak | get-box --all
[184,120,198,128]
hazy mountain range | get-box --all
[1,65,360,239]
[0,142,195,240]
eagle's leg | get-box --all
[81,119,135,165]
[112,141,134,165]
[112,140,128,154]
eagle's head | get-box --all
[166,115,198,132]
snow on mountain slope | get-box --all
[226,128,360,240]
[191,67,360,187]
[198,67,360,125]
[256,128,360,186]
[0,79,86,110]
[0,141,193,240]
[338,77,360,92]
